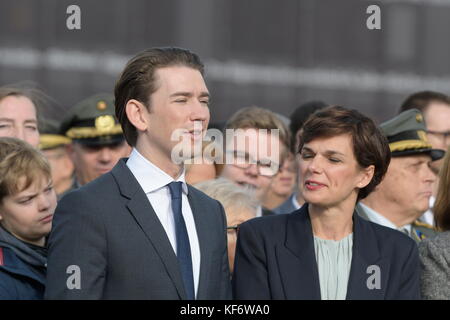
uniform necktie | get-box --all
[399,227,410,237]
[168,181,195,300]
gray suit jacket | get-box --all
[273,193,298,215]
[45,159,231,300]
[419,231,450,300]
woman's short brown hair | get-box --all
[434,146,450,231]
[298,106,391,201]
[114,47,204,146]
[0,137,51,202]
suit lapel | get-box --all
[111,159,187,299]
[187,188,211,300]
[346,214,387,299]
[276,205,321,299]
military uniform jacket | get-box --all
[356,203,438,244]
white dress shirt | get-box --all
[419,196,435,226]
[126,148,200,297]
[359,203,412,236]
[291,193,302,210]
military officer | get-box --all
[60,93,131,193]
[357,109,444,243]
[39,118,74,197]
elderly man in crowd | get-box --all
[60,93,131,193]
[358,109,443,243]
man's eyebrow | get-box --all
[169,92,192,98]
[169,92,210,98]
[0,118,37,123]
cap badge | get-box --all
[97,101,107,111]
[95,115,115,133]
[418,130,429,143]
[416,113,423,123]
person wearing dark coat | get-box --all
[0,137,57,299]
[233,106,421,300]
[0,227,47,299]
[45,48,231,300]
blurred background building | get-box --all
[1,0,449,123]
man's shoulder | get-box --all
[188,185,221,207]
[356,214,418,251]
[273,194,296,214]
[63,171,120,199]
[412,220,439,241]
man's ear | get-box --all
[125,99,148,132]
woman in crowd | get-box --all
[194,177,257,274]
[232,106,421,300]
[0,137,57,299]
[263,151,297,210]
[419,145,450,299]
[0,87,40,148]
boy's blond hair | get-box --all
[0,137,51,201]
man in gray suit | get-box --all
[45,47,232,299]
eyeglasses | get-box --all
[226,151,280,177]
[226,225,240,236]
[426,130,450,144]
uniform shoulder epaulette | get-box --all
[413,220,436,230]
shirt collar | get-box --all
[359,202,412,233]
[358,202,399,230]
[291,192,301,210]
[126,148,188,195]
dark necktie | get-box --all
[168,181,195,300]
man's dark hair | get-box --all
[114,47,204,146]
[399,91,450,114]
[289,100,327,153]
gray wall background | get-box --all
[1,0,449,124]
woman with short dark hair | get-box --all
[232,106,421,300]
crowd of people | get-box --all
[0,47,449,300]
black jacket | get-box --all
[0,226,46,300]
[232,204,421,300]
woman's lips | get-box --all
[304,180,326,191]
